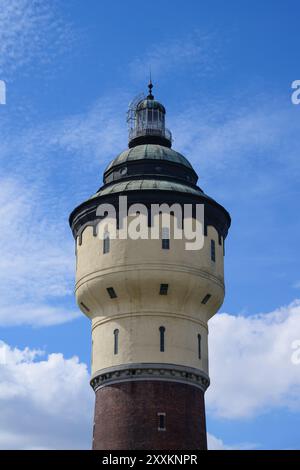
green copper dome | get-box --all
[105,144,194,172]
[90,178,209,199]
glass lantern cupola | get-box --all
[128,81,172,148]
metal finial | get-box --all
[147,70,154,99]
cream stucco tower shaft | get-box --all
[69,83,231,450]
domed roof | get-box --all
[105,144,194,172]
[90,178,209,199]
[136,98,165,113]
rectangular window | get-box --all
[162,227,170,250]
[201,293,211,305]
[158,412,166,431]
[107,287,117,299]
[160,284,168,295]
[162,238,170,249]
[211,239,216,262]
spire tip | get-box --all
[147,68,154,99]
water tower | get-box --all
[69,82,231,450]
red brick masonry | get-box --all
[93,380,207,450]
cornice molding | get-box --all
[75,262,225,292]
[91,311,209,330]
[90,363,210,393]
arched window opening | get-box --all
[211,239,216,262]
[113,329,119,355]
[103,231,110,254]
[198,334,201,360]
[159,326,165,352]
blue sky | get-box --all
[0,0,299,449]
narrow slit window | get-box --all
[162,227,170,250]
[157,412,166,431]
[103,231,110,254]
[159,326,165,352]
[159,284,168,295]
[107,287,117,299]
[198,334,201,359]
[211,239,216,262]
[75,241,78,270]
[80,302,90,313]
[201,293,211,304]
[113,329,119,355]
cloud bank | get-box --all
[0,0,75,77]
[207,299,300,419]
[0,340,93,449]
[1,298,300,448]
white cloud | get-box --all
[0,341,93,449]
[51,96,127,164]
[207,299,300,419]
[171,99,300,177]
[0,94,127,181]
[0,177,79,326]
[0,0,75,77]
[129,31,216,81]
[0,340,258,450]
[207,433,229,450]
[0,92,130,327]
[1,296,300,449]
[207,433,257,450]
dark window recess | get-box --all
[162,227,170,250]
[198,334,202,359]
[162,238,170,249]
[80,302,90,313]
[158,413,166,431]
[160,284,169,295]
[159,326,165,352]
[107,287,117,299]
[201,293,211,305]
[113,329,119,355]
[211,239,216,262]
[103,232,110,254]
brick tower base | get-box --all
[92,381,207,450]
